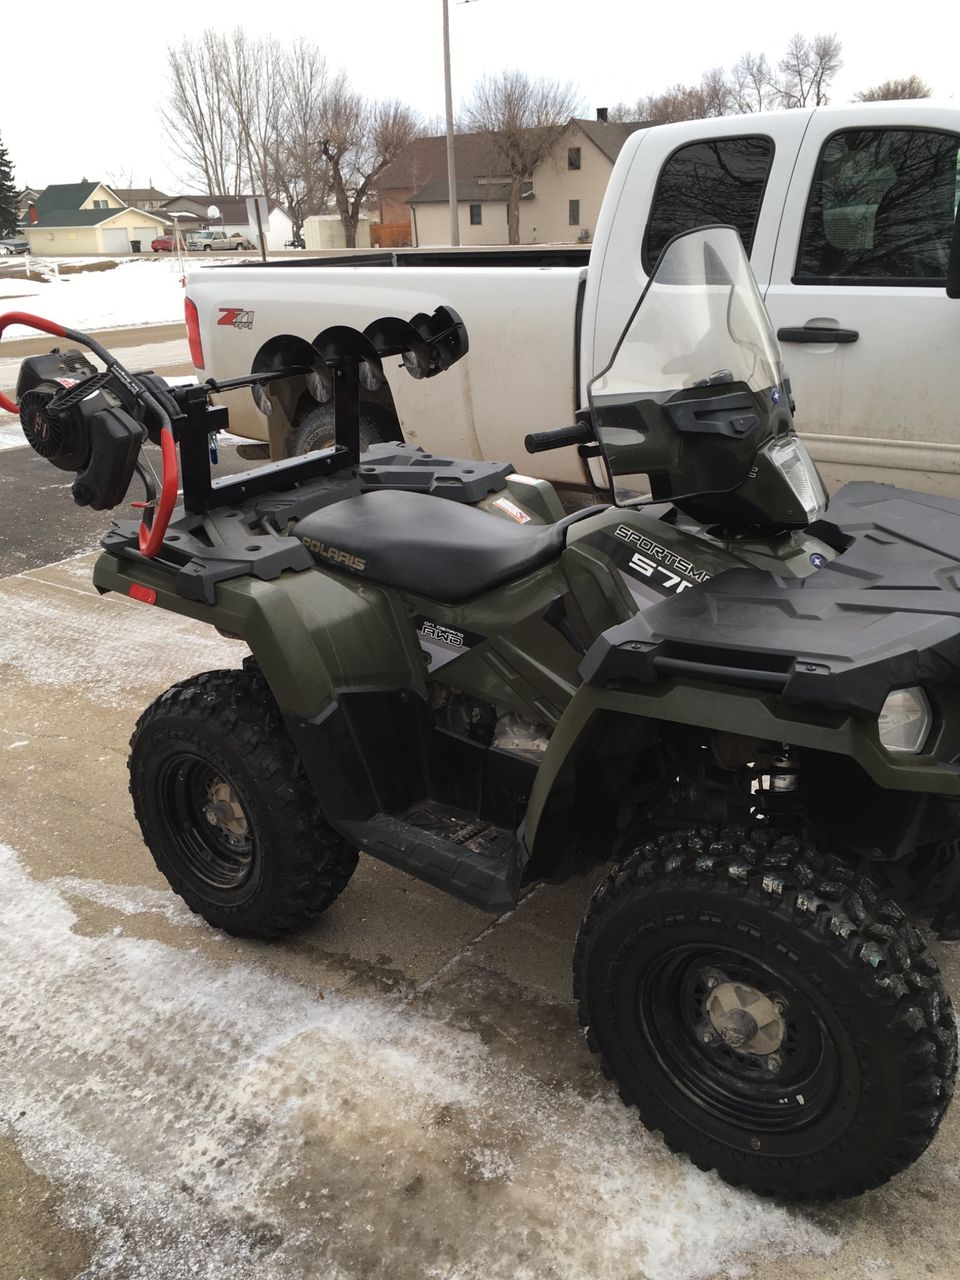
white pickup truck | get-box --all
[186,100,960,494]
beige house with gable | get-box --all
[25,182,166,255]
[396,114,649,247]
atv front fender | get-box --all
[92,551,425,717]
[522,679,960,864]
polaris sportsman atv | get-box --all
[5,225,959,1201]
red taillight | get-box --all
[184,296,204,369]
[128,583,157,605]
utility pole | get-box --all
[442,0,459,247]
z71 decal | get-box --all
[217,307,255,330]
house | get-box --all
[25,181,166,255]
[373,132,503,244]
[377,111,650,247]
[114,186,170,213]
[160,195,293,252]
[15,187,42,226]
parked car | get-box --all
[187,100,960,497]
[151,233,175,252]
[0,236,30,256]
[188,230,256,252]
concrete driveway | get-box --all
[1,449,959,1279]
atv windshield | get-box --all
[588,225,788,506]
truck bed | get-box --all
[246,247,592,270]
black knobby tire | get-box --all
[574,826,957,1199]
[129,668,358,938]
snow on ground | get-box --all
[0,258,189,331]
[0,842,839,1280]
[0,255,264,334]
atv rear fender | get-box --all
[91,550,426,716]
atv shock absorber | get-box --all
[0,310,179,557]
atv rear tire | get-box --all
[574,826,957,1199]
[129,668,358,938]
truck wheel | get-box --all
[292,406,379,457]
[574,826,957,1199]
[129,667,358,939]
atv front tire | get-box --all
[574,827,957,1199]
[129,668,358,938]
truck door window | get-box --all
[645,136,773,269]
[795,128,960,284]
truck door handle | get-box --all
[777,325,859,344]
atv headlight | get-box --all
[878,687,932,754]
[766,436,828,522]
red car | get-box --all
[151,234,175,252]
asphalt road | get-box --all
[0,322,256,575]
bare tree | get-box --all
[163,32,241,195]
[317,79,422,247]
[270,40,333,241]
[778,32,843,108]
[855,75,933,102]
[462,71,581,243]
[731,52,779,113]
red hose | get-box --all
[0,310,180,558]
[139,426,179,557]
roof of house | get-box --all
[161,194,288,223]
[28,207,166,229]
[572,118,651,162]
[115,187,170,205]
[409,179,513,206]
[34,182,102,212]
[375,133,506,193]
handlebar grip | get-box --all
[524,423,593,454]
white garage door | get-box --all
[130,227,155,251]
[101,228,131,254]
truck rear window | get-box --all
[645,136,774,270]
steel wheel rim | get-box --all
[157,753,256,892]
[636,944,841,1131]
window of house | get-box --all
[569,199,580,226]
[795,128,960,283]
[92,199,108,209]
[568,147,581,171]
[470,203,482,226]
[645,136,774,268]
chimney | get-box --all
[596,107,608,123]
[28,203,38,224]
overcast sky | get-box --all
[2,0,954,193]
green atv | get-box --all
[6,225,958,1200]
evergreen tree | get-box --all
[0,133,17,237]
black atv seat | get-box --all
[294,490,601,601]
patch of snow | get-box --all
[52,875,205,928]
[0,844,840,1280]
[0,413,23,450]
[0,580,245,708]
[0,256,263,336]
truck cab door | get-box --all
[763,106,960,493]
[585,112,807,388]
